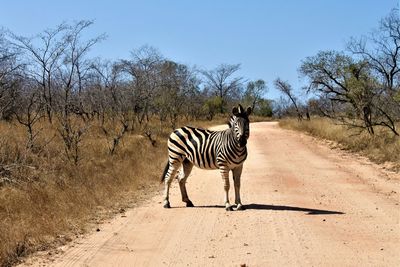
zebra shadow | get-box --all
[195,203,344,215]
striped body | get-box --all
[162,104,252,211]
[168,126,247,170]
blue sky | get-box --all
[0,0,398,100]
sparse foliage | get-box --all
[274,78,303,120]
[200,63,243,113]
[10,23,69,123]
[13,84,44,149]
[0,31,20,120]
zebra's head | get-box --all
[230,104,252,147]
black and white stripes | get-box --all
[161,104,252,211]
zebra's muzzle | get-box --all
[239,137,247,147]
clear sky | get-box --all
[0,0,398,100]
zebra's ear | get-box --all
[232,106,239,116]
[237,104,244,114]
[246,106,252,116]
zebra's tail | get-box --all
[160,161,170,183]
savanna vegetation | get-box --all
[280,118,400,170]
[1,6,399,267]
[0,21,272,266]
[276,10,400,169]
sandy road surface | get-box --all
[24,122,400,266]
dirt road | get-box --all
[24,122,399,266]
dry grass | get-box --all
[279,117,400,171]
[0,117,170,266]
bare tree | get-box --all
[274,78,303,120]
[156,61,198,129]
[200,63,243,113]
[0,31,21,120]
[347,9,400,135]
[120,45,163,126]
[54,20,105,163]
[13,83,44,149]
[348,9,400,94]
[9,23,69,123]
[272,96,291,119]
[90,59,135,155]
[87,59,117,122]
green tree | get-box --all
[300,50,398,135]
[243,79,267,111]
[203,96,223,120]
[256,98,273,117]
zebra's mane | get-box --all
[227,116,235,128]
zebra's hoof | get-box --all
[186,200,194,207]
[234,204,245,211]
[163,202,171,209]
[225,205,234,211]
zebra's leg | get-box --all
[219,165,232,211]
[232,165,244,211]
[163,161,180,208]
[178,159,194,207]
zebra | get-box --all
[161,104,252,211]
